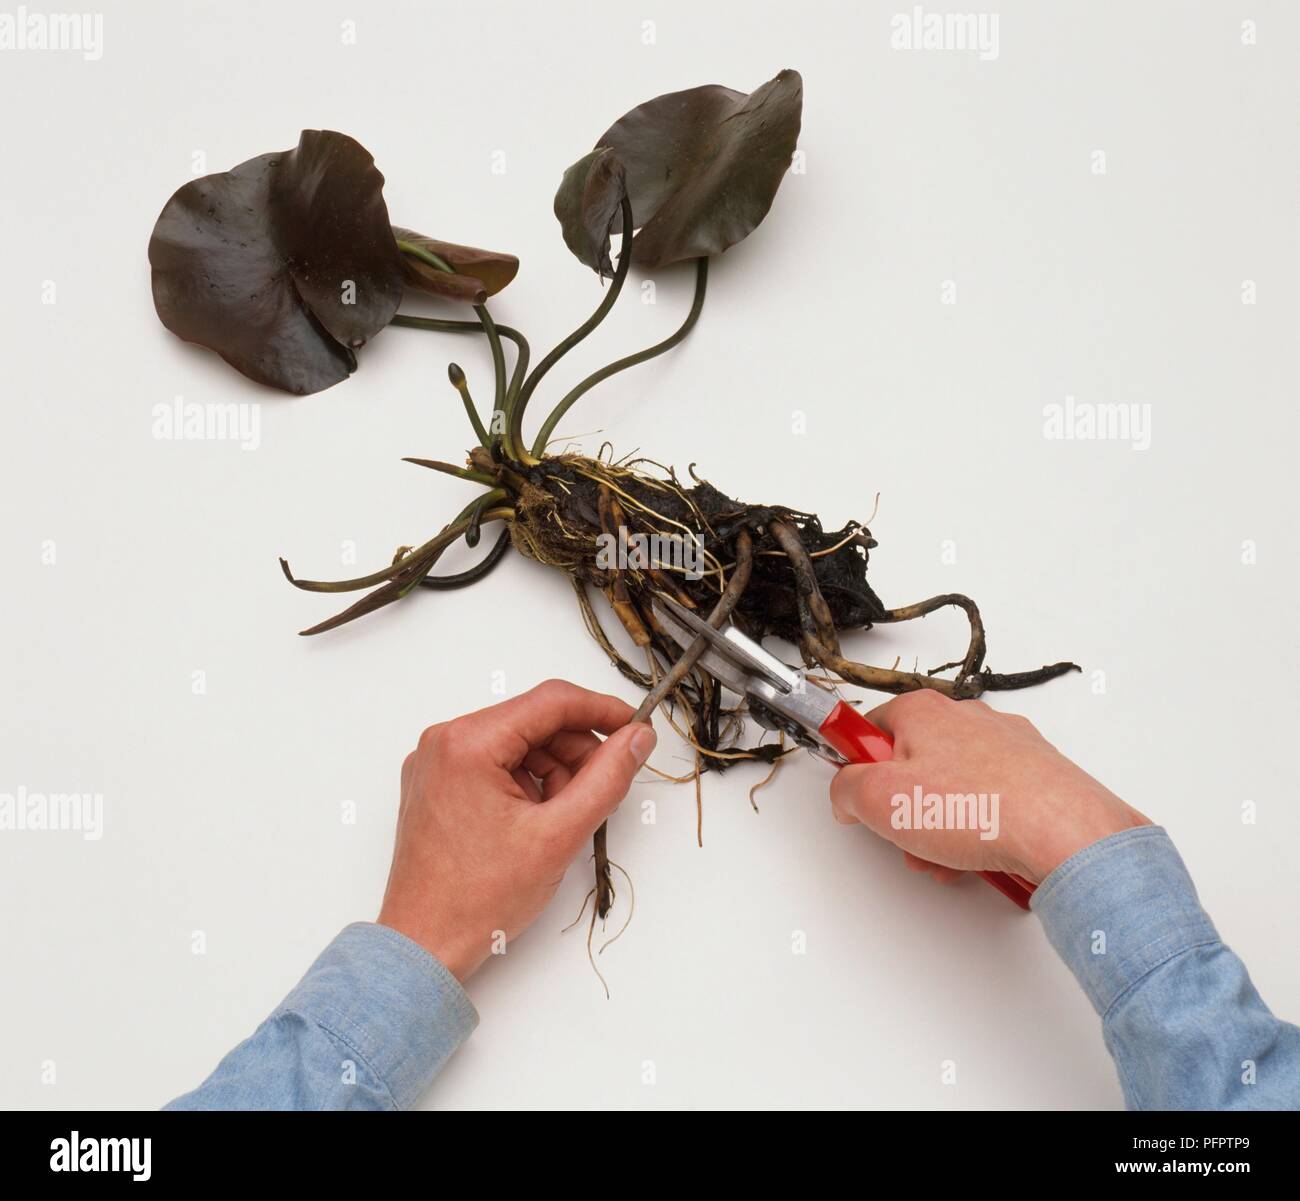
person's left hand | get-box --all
[377,679,656,981]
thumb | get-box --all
[546,722,656,842]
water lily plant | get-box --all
[149,70,1078,969]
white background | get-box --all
[2,0,1297,1109]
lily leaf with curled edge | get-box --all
[555,68,803,272]
[393,227,519,305]
[552,147,628,279]
[148,129,405,395]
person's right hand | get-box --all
[829,690,1150,886]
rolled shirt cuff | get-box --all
[1030,826,1220,1018]
[276,921,479,1109]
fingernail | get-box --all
[629,723,657,765]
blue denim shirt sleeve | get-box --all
[1033,825,1300,1109]
[164,922,477,1110]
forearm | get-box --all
[1033,826,1300,1109]
[164,922,477,1110]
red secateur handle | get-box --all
[818,700,1036,911]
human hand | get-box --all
[829,691,1150,887]
[377,679,656,980]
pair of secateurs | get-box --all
[652,594,1035,909]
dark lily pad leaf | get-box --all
[584,68,803,270]
[148,130,404,395]
[394,227,519,305]
[552,147,628,279]
[269,131,405,350]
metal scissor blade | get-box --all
[653,595,797,694]
[652,600,756,698]
[653,593,842,758]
